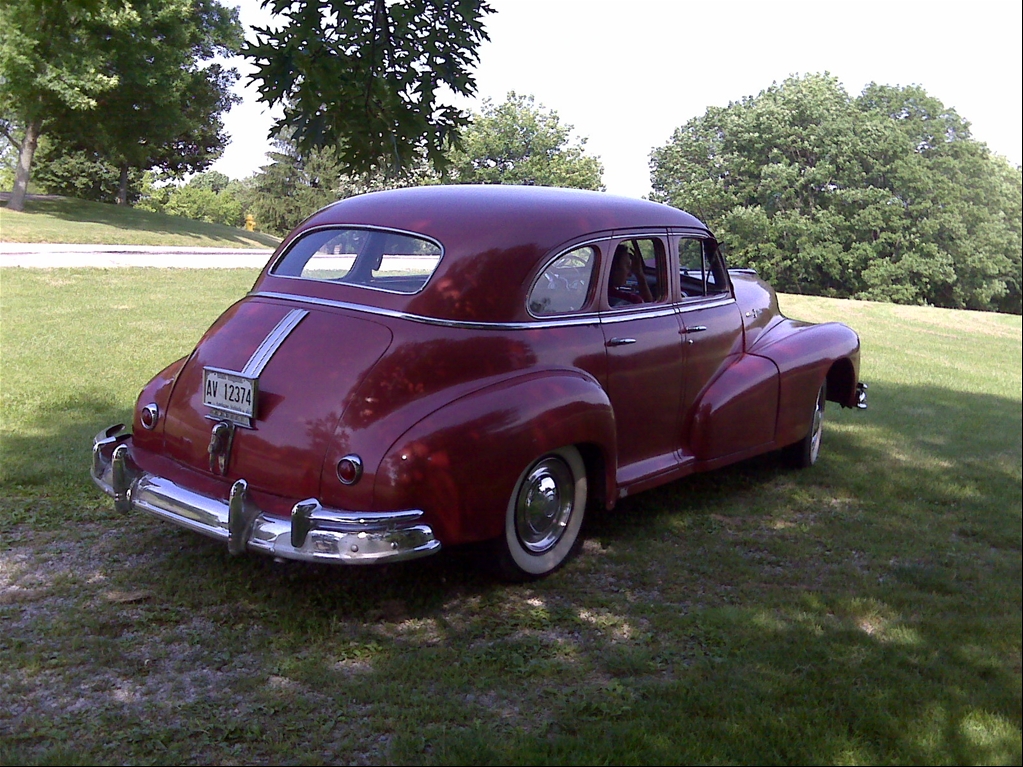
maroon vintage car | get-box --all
[92,185,866,579]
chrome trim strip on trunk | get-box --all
[241,308,308,377]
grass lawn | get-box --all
[0,268,1020,765]
[1,197,279,249]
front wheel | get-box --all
[785,383,826,468]
[493,446,587,580]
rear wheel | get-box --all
[785,383,826,468]
[494,446,587,580]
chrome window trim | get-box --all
[677,296,735,313]
[251,291,601,330]
[269,224,445,296]
[598,305,680,324]
[251,290,736,329]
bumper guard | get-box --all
[856,382,868,410]
[91,425,440,565]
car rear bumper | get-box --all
[91,425,440,565]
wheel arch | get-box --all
[825,355,860,409]
[372,368,617,546]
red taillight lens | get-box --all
[336,455,363,485]
[140,403,159,430]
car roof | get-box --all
[305,185,706,245]
[257,185,711,324]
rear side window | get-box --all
[272,227,442,294]
[528,245,598,316]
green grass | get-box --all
[1,197,279,248]
[0,271,1020,765]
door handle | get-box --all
[606,337,637,346]
[682,325,708,334]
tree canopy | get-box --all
[238,134,434,236]
[446,92,604,190]
[41,0,243,205]
[245,0,493,178]
[0,0,118,210]
[650,74,1022,314]
[238,92,604,236]
[1,0,243,209]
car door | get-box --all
[599,233,686,485]
[675,236,749,460]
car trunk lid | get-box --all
[161,297,393,503]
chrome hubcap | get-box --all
[515,456,574,554]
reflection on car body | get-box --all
[92,185,866,580]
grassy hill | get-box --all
[0,267,1020,765]
[0,196,279,248]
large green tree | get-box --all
[650,74,1022,313]
[245,0,492,177]
[43,0,243,205]
[0,0,118,211]
[1,0,242,210]
[445,92,604,189]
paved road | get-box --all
[0,243,274,268]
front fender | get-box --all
[373,369,616,545]
[751,320,862,445]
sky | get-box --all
[211,0,1023,199]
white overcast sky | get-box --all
[212,0,1023,198]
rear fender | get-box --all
[130,356,188,455]
[374,370,616,545]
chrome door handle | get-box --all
[606,337,637,346]
[681,325,707,345]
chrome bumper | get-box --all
[91,425,440,565]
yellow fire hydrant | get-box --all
[245,213,256,232]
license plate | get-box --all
[203,368,258,425]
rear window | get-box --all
[272,227,442,294]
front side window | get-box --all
[272,228,442,294]
[679,237,729,298]
[528,245,598,316]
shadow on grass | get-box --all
[3,380,1020,764]
[0,390,130,488]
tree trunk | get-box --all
[7,118,41,212]
[117,162,129,205]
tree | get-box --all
[137,171,243,226]
[244,0,492,177]
[445,92,604,189]
[650,74,1022,313]
[31,143,144,204]
[1,0,242,210]
[43,0,243,205]
[0,0,118,211]
[240,134,434,236]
